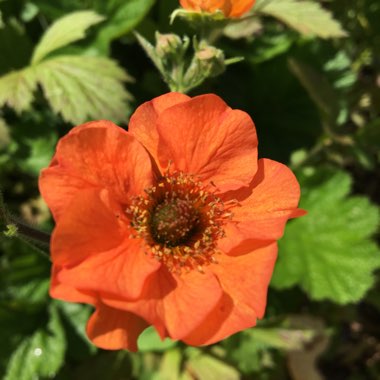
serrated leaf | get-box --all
[4,303,66,380]
[31,10,105,64]
[35,55,133,124]
[271,168,380,304]
[0,67,37,113]
[256,0,347,39]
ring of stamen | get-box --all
[126,171,234,274]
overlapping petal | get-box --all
[56,239,161,300]
[183,242,277,345]
[219,158,304,252]
[86,303,149,351]
[39,120,154,220]
[103,267,223,340]
[129,92,190,164]
[156,94,258,192]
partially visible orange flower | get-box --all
[180,0,256,18]
[40,93,304,351]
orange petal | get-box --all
[57,239,161,300]
[86,303,148,351]
[184,242,277,345]
[157,94,258,192]
[39,120,153,221]
[50,264,96,305]
[51,188,127,266]
[103,266,223,340]
[129,92,190,165]
[229,0,256,17]
[220,158,302,251]
[180,0,255,17]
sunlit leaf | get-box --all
[256,0,347,39]
[0,67,37,113]
[31,10,105,64]
[34,55,132,124]
[271,168,380,304]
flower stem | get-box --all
[0,190,51,259]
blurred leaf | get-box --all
[223,18,262,39]
[31,10,105,64]
[289,57,340,124]
[35,55,133,124]
[95,0,155,53]
[4,303,66,380]
[157,349,181,380]
[256,0,347,39]
[18,132,58,175]
[248,326,315,351]
[272,168,380,304]
[138,326,177,352]
[250,32,294,64]
[0,117,10,149]
[185,348,240,380]
[0,67,37,113]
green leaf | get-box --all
[31,10,105,64]
[256,0,347,39]
[185,348,240,380]
[4,303,66,380]
[271,168,380,304]
[0,67,37,113]
[138,326,177,352]
[34,55,133,124]
[95,0,155,54]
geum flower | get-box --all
[40,93,304,351]
[180,0,256,18]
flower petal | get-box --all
[39,120,153,221]
[220,158,302,251]
[103,267,223,340]
[183,242,277,345]
[129,92,190,164]
[50,264,96,305]
[157,94,258,192]
[51,188,127,266]
[229,0,256,17]
[86,303,148,351]
[57,239,161,300]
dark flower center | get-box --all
[126,171,235,274]
[150,199,200,247]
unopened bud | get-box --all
[155,32,183,58]
[195,45,225,77]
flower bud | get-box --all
[195,45,225,77]
[155,33,183,58]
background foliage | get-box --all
[0,0,380,379]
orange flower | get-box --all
[39,93,304,351]
[180,0,256,18]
